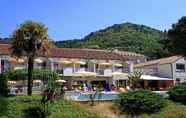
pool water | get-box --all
[65,91,168,101]
[65,91,119,101]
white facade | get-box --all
[0,55,132,77]
[135,57,186,83]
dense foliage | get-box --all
[55,22,169,59]
[0,74,9,96]
[128,71,143,89]
[0,97,8,116]
[2,69,59,81]
[0,96,98,118]
[168,83,186,105]
[116,90,166,115]
[168,16,186,56]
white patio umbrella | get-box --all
[113,63,123,67]
[59,59,72,65]
[55,79,66,83]
[73,60,86,65]
[111,72,128,76]
[33,80,42,83]
[17,58,25,63]
[99,62,112,66]
[8,81,16,84]
[112,72,129,80]
[34,58,43,63]
[9,58,25,64]
[140,75,172,80]
[73,71,96,77]
[14,66,25,70]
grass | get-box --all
[1,96,186,118]
[80,101,186,118]
[0,95,100,118]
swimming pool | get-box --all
[65,91,168,101]
[65,91,119,101]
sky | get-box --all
[1,0,186,41]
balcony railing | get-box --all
[96,69,104,75]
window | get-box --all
[176,64,185,72]
[80,64,88,68]
[115,66,123,72]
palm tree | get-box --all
[11,21,50,95]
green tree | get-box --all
[55,22,166,59]
[168,16,186,56]
[128,71,143,89]
[11,21,50,95]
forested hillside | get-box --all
[55,23,169,59]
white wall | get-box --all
[104,69,112,76]
[135,65,158,75]
[158,64,172,78]
[172,58,186,82]
[63,67,73,76]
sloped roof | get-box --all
[0,43,11,55]
[113,49,145,57]
[0,43,124,60]
[134,55,183,68]
[0,43,147,61]
[46,48,125,60]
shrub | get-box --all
[0,97,8,116]
[116,90,166,115]
[23,106,50,118]
[168,83,186,105]
[0,96,98,118]
[2,68,59,81]
[150,101,186,118]
[128,71,143,89]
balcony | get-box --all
[74,67,88,72]
[96,69,112,76]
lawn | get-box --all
[1,96,186,118]
[0,96,100,118]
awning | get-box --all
[113,63,123,67]
[99,62,112,66]
[59,59,72,64]
[73,71,96,77]
[140,75,172,80]
[73,60,86,65]
[112,72,128,76]
[112,72,129,80]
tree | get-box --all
[168,16,186,56]
[128,71,143,89]
[11,21,50,95]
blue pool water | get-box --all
[65,91,168,101]
[65,91,119,101]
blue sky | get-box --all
[0,0,186,41]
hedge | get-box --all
[115,90,167,115]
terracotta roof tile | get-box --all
[0,43,125,60]
[0,43,11,55]
[134,55,183,68]
[0,43,146,61]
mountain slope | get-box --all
[55,22,168,59]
